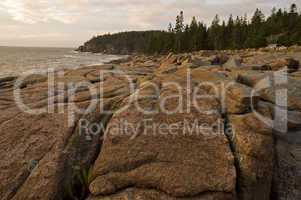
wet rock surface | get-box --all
[0,47,301,200]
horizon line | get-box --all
[0,45,76,49]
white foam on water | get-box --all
[0,46,126,78]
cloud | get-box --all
[1,0,300,25]
[0,0,300,47]
[0,0,91,24]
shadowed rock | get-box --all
[228,112,274,200]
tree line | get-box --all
[79,4,301,54]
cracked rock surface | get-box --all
[0,48,301,200]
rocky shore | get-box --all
[0,46,301,200]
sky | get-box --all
[0,0,300,48]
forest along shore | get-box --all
[0,46,301,200]
[78,4,301,55]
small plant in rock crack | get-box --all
[63,166,94,200]
[78,166,94,194]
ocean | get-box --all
[0,46,125,78]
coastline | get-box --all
[0,46,127,79]
[0,47,301,200]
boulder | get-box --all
[201,54,229,66]
[237,72,301,111]
[181,56,211,69]
[265,58,299,72]
[159,54,178,68]
[272,131,301,200]
[0,64,146,200]
[257,101,301,130]
[256,100,301,200]
[212,54,229,65]
[260,77,301,111]
[224,82,259,114]
[228,112,274,200]
[223,56,242,69]
[88,188,234,200]
[236,71,272,87]
[89,76,237,199]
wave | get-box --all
[63,55,77,58]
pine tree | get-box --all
[208,14,222,49]
[226,14,235,49]
[189,16,199,51]
[290,3,297,13]
[168,23,173,33]
[252,8,265,26]
[298,14,301,45]
[246,8,266,48]
[175,11,184,33]
[174,11,185,52]
[197,22,208,50]
[288,4,299,45]
[232,16,243,49]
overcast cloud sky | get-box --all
[0,0,300,47]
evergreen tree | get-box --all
[188,16,199,51]
[174,11,185,52]
[226,14,235,49]
[168,23,173,33]
[81,4,301,54]
[245,8,266,48]
[175,11,184,33]
[232,16,243,49]
[208,14,222,49]
[290,3,297,13]
[197,22,208,49]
